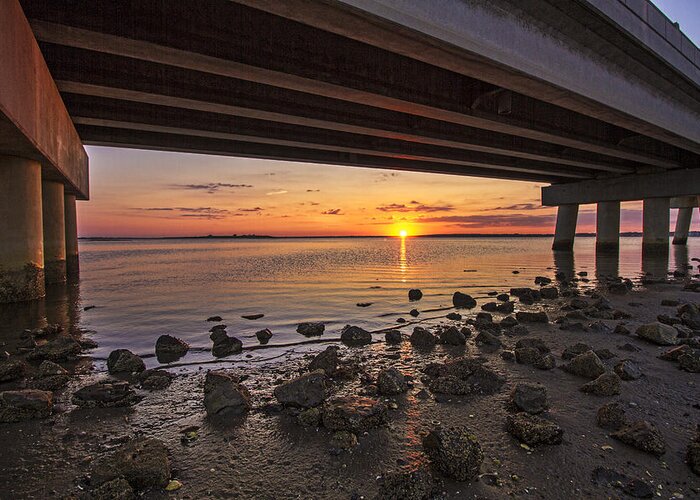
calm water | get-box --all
[1,236,697,370]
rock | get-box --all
[659,344,691,361]
[588,321,612,333]
[425,358,504,395]
[241,313,264,320]
[28,335,82,361]
[0,358,27,382]
[446,312,462,321]
[274,370,328,407]
[296,322,325,337]
[37,360,67,377]
[107,349,146,374]
[497,293,509,302]
[452,292,477,309]
[678,349,700,372]
[155,334,189,363]
[0,389,52,422]
[377,368,408,395]
[308,346,339,374]
[409,309,420,317]
[635,322,679,345]
[515,347,542,366]
[255,328,273,344]
[500,316,518,328]
[570,297,589,309]
[410,327,438,349]
[562,343,592,360]
[618,343,641,352]
[497,301,515,314]
[90,477,135,499]
[209,324,227,333]
[534,276,552,285]
[608,282,629,295]
[512,383,548,414]
[139,369,173,390]
[613,323,630,335]
[29,360,70,390]
[563,351,606,379]
[340,325,372,346]
[376,465,435,500]
[422,426,483,481]
[408,289,423,301]
[596,402,627,430]
[515,311,548,323]
[687,426,700,476]
[595,348,616,360]
[206,316,223,322]
[501,350,515,362]
[72,380,140,408]
[481,302,498,312]
[330,430,358,449]
[204,370,251,416]
[91,438,170,491]
[385,330,403,344]
[428,376,472,395]
[540,287,559,299]
[516,338,549,353]
[580,372,621,396]
[439,326,466,346]
[534,353,557,370]
[611,421,666,456]
[322,396,388,433]
[474,330,501,348]
[623,479,654,498]
[297,407,322,427]
[506,413,563,446]
[614,360,642,380]
[209,330,243,357]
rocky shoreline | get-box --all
[0,269,699,499]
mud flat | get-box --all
[0,273,699,499]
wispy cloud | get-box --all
[491,203,545,211]
[238,207,264,212]
[136,206,232,220]
[172,183,253,194]
[376,202,454,213]
[322,208,343,215]
[418,213,556,228]
[307,189,320,192]
[266,190,288,196]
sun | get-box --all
[399,229,408,238]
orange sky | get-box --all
[76,146,687,238]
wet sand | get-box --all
[0,276,699,499]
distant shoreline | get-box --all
[79,232,698,241]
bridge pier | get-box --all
[672,206,694,245]
[596,201,620,253]
[42,180,67,284]
[0,156,46,302]
[642,198,670,255]
[552,204,578,251]
[64,194,80,277]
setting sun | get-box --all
[399,229,408,238]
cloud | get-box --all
[266,190,288,195]
[172,183,253,194]
[375,172,399,182]
[418,213,556,228]
[306,189,320,192]
[321,209,343,215]
[491,203,545,211]
[135,206,232,220]
[238,207,264,212]
[376,203,454,213]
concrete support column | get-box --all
[596,201,620,253]
[642,198,670,255]
[42,180,67,284]
[0,156,45,302]
[672,207,693,245]
[552,204,578,251]
[64,194,79,277]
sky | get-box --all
[75,2,699,238]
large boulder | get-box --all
[274,370,328,407]
[561,343,592,360]
[614,360,643,380]
[28,335,82,361]
[72,380,140,408]
[308,346,339,374]
[410,327,438,349]
[408,289,423,301]
[562,351,606,379]
[0,389,52,422]
[203,371,251,417]
[377,368,408,395]
[512,384,548,414]
[580,372,621,396]
[340,325,372,346]
[155,334,189,363]
[385,330,403,344]
[91,438,170,491]
[139,369,173,390]
[209,330,243,358]
[255,329,273,344]
[611,420,666,456]
[107,349,146,374]
[506,413,563,446]
[440,326,466,346]
[29,359,70,391]
[376,465,435,500]
[422,426,483,481]
[635,322,679,346]
[297,322,325,337]
[322,396,388,433]
[452,292,477,309]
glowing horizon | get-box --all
[76,146,692,239]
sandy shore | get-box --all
[0,274,699,499]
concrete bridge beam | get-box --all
[672,206,694,245]
[0,156,45,302]
[596,201,620,253]
[42,180,67,284]
[643,198,670,255]
[64,194,79,277]
[552,204,579,251]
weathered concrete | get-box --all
[552,205,579,251]
[0,0,88,199]
[41,181,66,284]
[64,194,79,277]
[0,156,45,302]
[542,169,700,206]
[642,198,670,255]
[596,201,620,253]
[672,207,693,245]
